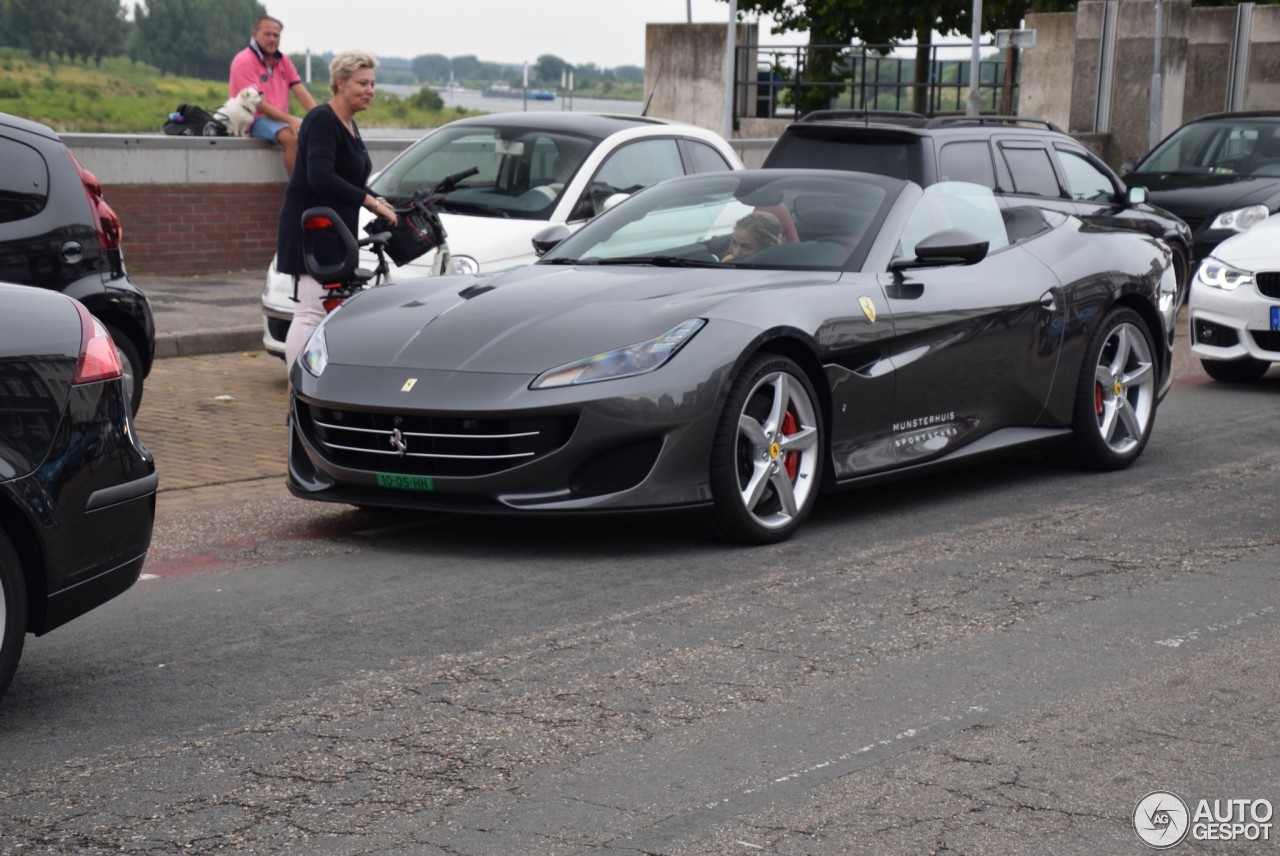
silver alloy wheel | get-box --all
[734,369,821,531]
[1093,321,1155,454]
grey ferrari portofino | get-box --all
[287,169,1178,543]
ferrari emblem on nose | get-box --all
[389,427,407,457]
[859,296,877,324]
[401,378,417,392]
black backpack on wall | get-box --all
[162,104,228,137]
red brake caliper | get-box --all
[781,409,799,480]
[1094,381,1105,417]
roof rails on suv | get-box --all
[798,110,928,127]
[923,115,1065,133]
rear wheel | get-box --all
[1200,357,1271,383]
[0,530,28,702]
[1065,307,1158,470]
[709,354,823,544]
[105,323,144,415]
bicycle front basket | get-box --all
[378,196,447,266]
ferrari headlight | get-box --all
[1196,258,1254,291]
[1209,204,1269,233]
[299,324,329,376]
[531,318,706,389]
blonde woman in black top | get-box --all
[276,50,397,368]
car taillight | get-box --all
[69,152,123,251]
[70,298,123,384]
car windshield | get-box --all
[369,124,598,219]
[1136,120,1280,178]
[539,172,898,272]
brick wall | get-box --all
[110,183,285,275]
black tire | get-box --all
[1065,307,1158,470]
[709,354,824,544]
[106,323,145,415]
[0,529,28,703]
[1200,357,1271,383]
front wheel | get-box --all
[709,354,824,544]
[1200,357,1271,383]
[0,529,28,703]
[1065,307,1158,470]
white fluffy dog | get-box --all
[215,86,263,136]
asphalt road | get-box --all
[0,359,1276,853]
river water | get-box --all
[375,83,643,137]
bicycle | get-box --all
[300,166,480,313]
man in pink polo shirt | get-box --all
[229,15,317,176]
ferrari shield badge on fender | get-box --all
[859,296,877,324]
[401,378,418,392]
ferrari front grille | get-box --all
[1256,271,1280,299]
[300,404,577,477]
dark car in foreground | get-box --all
[0,283,157,702]
[763,112,1195,302]
[0,111,154,413]
[285,170,1176,544]
[1122,111,1280,265]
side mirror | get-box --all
[1126,185,1149,206]
[890,228,989,271]
[300,207,359,284]
[532,224,572,257]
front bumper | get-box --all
[286,358,736,515]
[1187,279,1280,363]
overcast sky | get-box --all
[257,0,788,70]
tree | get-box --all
[133,0,266,80]
[534,53,566,85]
[1,0,125,63]
[411,53,452,82]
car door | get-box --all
[882,183,1065,465]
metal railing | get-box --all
[735,42,1021,123]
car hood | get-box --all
[1129,172,1280,218]
[1203,214,1280,267]
[321,264,838,373]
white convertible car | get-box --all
[262,112,743,358]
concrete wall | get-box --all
[1249,6,1280,111]
[61,134,413,276]
[1020,12,1077,132]
[1026,1,1280,170]
[644,23,753,136]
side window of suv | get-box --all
[999,144,1063,198]
[1055,147,1119,203]
[938,141,997,188]
[0,137,49,223]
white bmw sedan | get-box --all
[1188,213,1280,381]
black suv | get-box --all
[763,112,1194,301]
[0,112,154,413]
